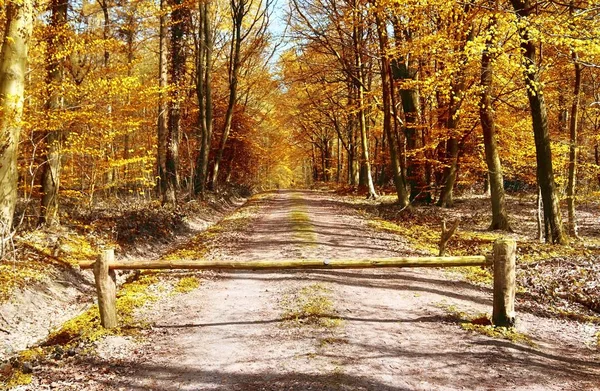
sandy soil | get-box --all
[19,190,600,391]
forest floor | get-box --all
[6,190,599,391]
[0,191,246,363]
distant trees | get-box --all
[0,0,598,246]
[285,0,599,240]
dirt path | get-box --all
[24,190,600,390]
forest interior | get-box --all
[0,0,600,389]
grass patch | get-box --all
[461,323,535,346]
[290,193,316,245]
[438,303,535,346]
[43,273,160,348]
[281,283,341,328]
[173,276,201,293]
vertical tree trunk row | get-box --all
[39,0,68,227]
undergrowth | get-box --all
[0,271,202,389]
[0,230,101,303]
[368,202,600,320]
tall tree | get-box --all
[211,0,269,191]
[194,0,214,197]
[165,0,188,205]
[39,0,68,227]
[479,14,510,231]
[566,52,582,237]
[437,5,472,208]
[510,0,566,244]
[351,0,377,198]
[0,1,34,235]
[375,8,408,206]
[157,0,168,199]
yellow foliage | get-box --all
[3,369,32,389]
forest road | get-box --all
[27,190,600,391]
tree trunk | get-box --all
[39,0,68,227]
[165,0,187,206]
[99,0,117,196]
[437,137,458,207]
[566,54,581,238]
[211,0,244,192]
[479,15,511,231]
[194,0,213,198]
[536,185,543,242]
[511,0,566,244]
[437,18,472,208]
[595,144,600,188]
[376,12,408,206]
[352,7,377,199]
[0,1,33,233]
[157,0,168,199]
[390,17,428,203]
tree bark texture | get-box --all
[566,53,581,238]
[211,0,245,191]
[479,15,511,231]
[157,0,168,199]
[194,0,214,197]
[165,0,187,206]
[510,0,566,244]
[0,1,34,233]
[40,0,68,227]
[375,12,408,207]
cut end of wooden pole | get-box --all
[492,238,517,327]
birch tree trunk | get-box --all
[157,0,168,199]
[0,1,34,234]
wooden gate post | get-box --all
[492,239,516,327]
[93,249,117,328]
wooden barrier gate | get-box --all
[80,239,517,329]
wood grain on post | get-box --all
[93,249,117,329]
[492,239,516,327]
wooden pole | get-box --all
[492,238,516,327]
[93,249,117,329]
[80,255,491,271]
